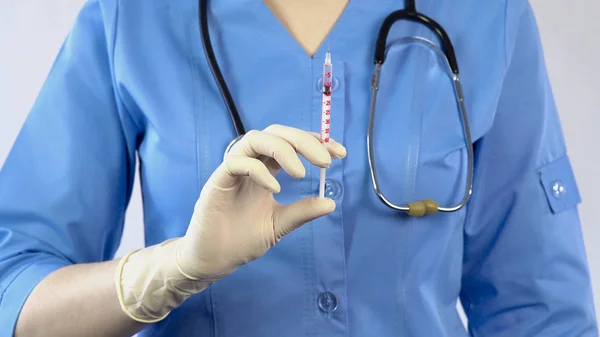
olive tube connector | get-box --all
[407,199,439,216]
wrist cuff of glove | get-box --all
[114,238,211,323]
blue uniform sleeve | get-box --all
[0,1,137,335]
[460,4,598,336]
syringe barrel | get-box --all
[320,54,332,143]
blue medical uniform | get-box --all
[0,0,597,336]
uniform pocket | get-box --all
[371,37,472,211]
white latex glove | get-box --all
[115,125,346,323]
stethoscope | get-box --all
[199,0,474,217]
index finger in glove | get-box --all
[211,155,281,192]
[263,125,339,168]
[306,131,347,159]
[228,130,306,179]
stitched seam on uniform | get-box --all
[503,1,528,73]
[186,2,217,335]
[188,2,201,223]
[503,0,509,69]
[302,224,308,337]
[212,285,219,337]
[337,63,350,337]
[407,56,425,337]
[402,9,431,335]
[308,58,317,337]
[105,0,137,258]
[110,0,143,135]
[310,223,317,337]
[304,58,309,337]
[303,59,311,337]
[0,256,59,300]
[339,186,349,337]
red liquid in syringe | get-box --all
[321,51,332,144]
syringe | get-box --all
[319,50,333,199]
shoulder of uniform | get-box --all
[503,0,529,65]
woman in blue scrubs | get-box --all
[1,0,597,336]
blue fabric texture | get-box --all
[0,0,596,336]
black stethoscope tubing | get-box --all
[199,0,246,137]
[198,0,459,139]
[198,0,473,216]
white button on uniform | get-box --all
[552,181,566,199]
[318,292,338,313]
[324,179,343,199]
[316,77,340,92]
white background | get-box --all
[1,0,599,327]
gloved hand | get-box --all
[115,124,346,323]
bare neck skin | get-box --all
[263,0,349,56]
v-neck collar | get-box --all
[250,0,361,60]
